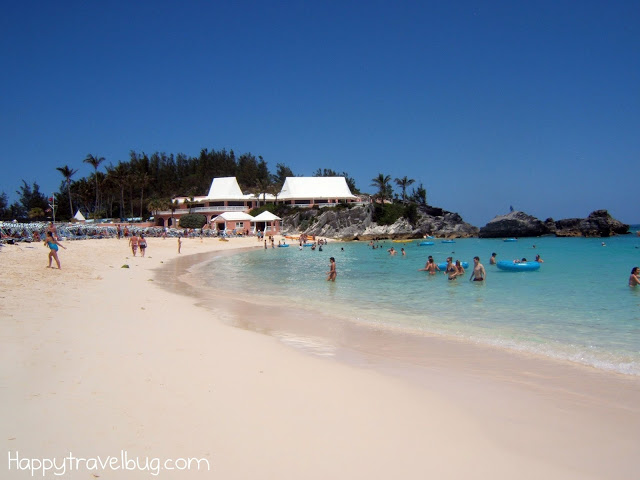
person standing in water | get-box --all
[629,267,640,287]
[470,256,486,282]
[419,256,441,275]
[326,257,337,282]
[44,231,66,269]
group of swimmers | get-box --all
[419,255,486,281]
[488,252,544,264]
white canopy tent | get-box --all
[253,211,282,235]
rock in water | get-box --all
[479,211,550,238]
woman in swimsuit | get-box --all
[449,260,465,280]
[326,257,337,282]
[139,233,147,257]
[629,267,640,287]
[44,231,66,269]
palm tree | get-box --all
[394,176,415,203]
[255,177,272,206]
[147,198,170,217]
[169,199,180,227]
[56,165,78,217]
[137,172,151,218]
[412,183,427,206]
[83,154,105,214]
[371,173,392,204]
[105,163,129,220]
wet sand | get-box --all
[1,236,639,479]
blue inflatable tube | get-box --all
[441,240,456,243]
[503,238,518,242]
[419,241,434,246]
[496,261,540,272]
[277,244,289,248]
[438,261,469,270]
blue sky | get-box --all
[1,0,638,226]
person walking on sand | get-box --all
[177,234,182,254]
[326,257,337,282]
[139,233,147,257]
[470,256,486,282]
[44,231,66,269]
[629,267,640,287]
[129,232,139,256]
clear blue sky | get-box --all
[1,0,638,227]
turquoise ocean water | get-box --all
[197,228,640,375]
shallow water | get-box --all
[196,230,640,375]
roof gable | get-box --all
[212,212,255,222]
[206,177,245,200]
[278,177,355,200]
[253,211,282,221]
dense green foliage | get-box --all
[249,203,292,218]
[0,145,427,223]
[372,202,419,226]
[3,181,50,221]
[178,214,207,229]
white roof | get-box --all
[211,212,255,222]
[73,210,86,221]
[253,211,281,221]
[256,193,276,200]
[206,177,249,200]
[278,177,356,200]
[173,195,208,204]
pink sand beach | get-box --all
[1,236,639,479]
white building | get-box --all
[277,177,357,206]
[156,176,360,228]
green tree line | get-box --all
[0,147,427,223]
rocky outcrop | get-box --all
[283,205,376,239]
[478,211,550,238]
[479,209,629,238]
[281,204,478,240]
[281,206,628,239]
[554,210,629,237]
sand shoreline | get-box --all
[162,245,640,476]
[2,237,639,479]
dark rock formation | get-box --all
[281,204,478,240]
[554,210,629,237]
[478,211,550,238]
[479,210,629,238]
[412,209,478,239]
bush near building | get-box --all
[179,214,207,229]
